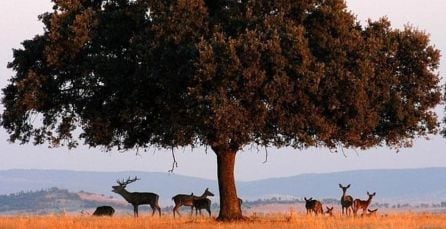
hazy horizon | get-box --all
[0,0,445,181]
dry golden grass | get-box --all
[0,212,445,229]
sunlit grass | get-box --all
[0,212,445,229]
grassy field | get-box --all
[0,212,445,229]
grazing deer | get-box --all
[353,192,376,216]
[365,208,378,217]
[192,197,212,217]
[172,188,214,218]
[92,206,115,216]
[304,197,323,215]
[112,176,161,217]
[339,184,353,216]
[325,206,334,217]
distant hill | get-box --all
[0,169,218,206]
[238,168,446,203]
[0,187,128,215]
[0,168,445,205]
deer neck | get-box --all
[366,196,373,204]
[200,192,207,198]
[116,188,133,202]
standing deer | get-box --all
[339,184,353,216]
[192,197,212,217]
[172,188,214,218]
[112,176,161,217]
[304,197,323,215]
[352,191,376,216]
[92,206,115,216]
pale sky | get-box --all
[0,0,445,181]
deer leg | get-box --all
[157,205,161,217]
[207,207,211,217]
[151,205,156,216]
[133,205,138,217]
[190,206,194,216]
[173,205,180,218]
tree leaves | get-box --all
[1,0,441,152]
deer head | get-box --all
[339,184,350,190]
[367,191,376,200]
[368,208,378,214]
[304,197,313,202]
[203,188,215,197]
[326,206,334,215]
[112,176,140,193]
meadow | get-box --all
[0,212,445,229]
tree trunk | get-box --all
[215,150,243,221]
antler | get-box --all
[116,176,140,186]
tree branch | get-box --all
[168,147,178,173]
[262,147,268,164]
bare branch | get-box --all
[340,146,347,158]
[353,148,359,157]
[262,147,268,164]
[168,147,178,173]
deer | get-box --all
[92,206,115,216]
[325,206,334,217]
[365,208,378,217]
[112,176,161,217]
[172,188,214,218]
[352,191,376,216]
[304,197,323,215]
[339,184,354,216]
[192,196,212,217]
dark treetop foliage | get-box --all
[2,0,441,152]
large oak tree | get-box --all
[1,0,441,220]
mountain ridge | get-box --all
[0,167,445,204]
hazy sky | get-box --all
[0,0,445,181]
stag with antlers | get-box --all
[172,188,214,218]
[352,192,376,216]
[112,176,161,217]
[339,184,354,216]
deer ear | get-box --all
[304,197,307,201]
[339,184,342,188]
[347,184,350,188]
[373,192,376,196]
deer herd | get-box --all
[92,177,378,218]
[303,183,378,217]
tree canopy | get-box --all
[1,0,441,220]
